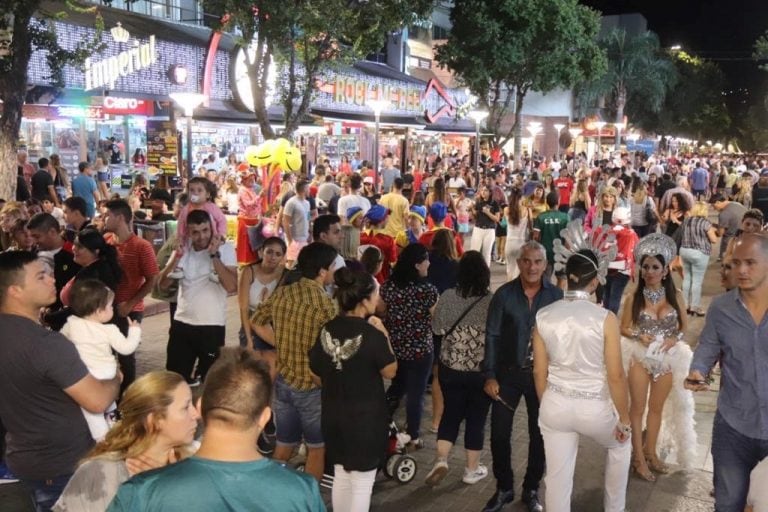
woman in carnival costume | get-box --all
[532,219,632,512]
[619,233,697,481]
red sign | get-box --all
[101,97,154,116]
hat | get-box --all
[709,193,726,204]
[364,204,389,224]
[634,233,677,266]
[612,206,631,225]
[408,205,427,223]
[363,176,374,184]
[148,188,172,204]
[760,168,768,177]
[236,162,251,174]
[429,202,448,222]
[346,206,364,224]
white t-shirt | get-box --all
[337,194,371,222]
[748,457,768,511]
[175,242,237,326]
[447,177,466,189]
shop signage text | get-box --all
[85,34,158,91]
[56,106,104,119]
[101,97,154,116]
[333,77,422,112]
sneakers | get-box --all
[482,488,515,512]
[405,438,424,452]
[168,268,184,279]
[425,460,449,486]
[0,462,18,484]
[462,464,488,484]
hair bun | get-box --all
[333,266,356,288]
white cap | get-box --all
[612,206,631,225]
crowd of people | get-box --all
[0,146,767,512]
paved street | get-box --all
[1,244,723,511]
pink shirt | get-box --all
[177,202,228,242]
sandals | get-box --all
[645,455,670,474]
[632,459,656,482]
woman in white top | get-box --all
[503,187,530,281]
[238,236,286,377]
[532,236,632,512]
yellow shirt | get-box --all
[378,192,410,237]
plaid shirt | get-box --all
[252,277,337,390]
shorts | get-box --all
[273,375,324,448]
[238,326,274,352]
[286,239,308,261]
[457,222,470,234]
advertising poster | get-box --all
[146,120,178,175]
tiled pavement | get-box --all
[1,250,723,511]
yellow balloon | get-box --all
[281,147,302,172]
[253,139,276,165]
[272,144,288,167]
[244,145,261,167]
[274,138,291,152]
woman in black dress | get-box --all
[309,268,397,512]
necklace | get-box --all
[564,290,591,301]
[643,287,665,305]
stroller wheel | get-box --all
[385,454,400,478]
[394,455,417,484]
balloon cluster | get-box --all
[242,138,302,205]
[243,138,302,172]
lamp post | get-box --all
[368,99,389,192]
[568,127,583,171]
[468,110,489,185]
[553,123,565,161]
[169,92,206,178]
[527,122,542,157]
[593,121,606,162]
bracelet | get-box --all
[618,423,632,435]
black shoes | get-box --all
[522,489,543,512]
[482,489,514,512]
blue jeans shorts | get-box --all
[273,375,324,448]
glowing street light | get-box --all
[593,121,606,160]
[613,122,625,148]
[468,110,489,182]
[169,92,206,177]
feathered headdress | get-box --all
[553,219,618,285]
[633,232,677,267]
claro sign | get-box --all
[84,24,158,91]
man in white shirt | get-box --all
[158,209,237,384]
[447,168,467,189]
[283,180,312,268]
[337,174,371,224]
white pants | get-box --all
[539,389,631,512]
[505,236,526,281]
[82,362,118,440]
[470,227,496,266]
[332,465,377,512]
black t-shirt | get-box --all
[31,169,54,201]
[0,315,92,479]
[309,316,395,472]
[474,199,500,229]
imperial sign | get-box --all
[84,26,157,91]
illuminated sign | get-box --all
[101,97,153,116]
[56,106,104,119]
[332,76,422,112]
[84,25,157,91]
[423,78,456,124]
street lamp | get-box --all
[169,92,206,178]
[568,127,583,169]
[593,121,606,161]
[527,122,542,156]
[613,122,625,149]
[368,99,389,192]
[468,110,489,185]
[553,123,565,161]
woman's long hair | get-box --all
[455,250,490,298]
[85,371,191,462]
[631,254,684,330]
[431,229,458,261]
[75,228,123,286]
[506,187,522,226]
[431,178,447,204]
[390,243,428,288]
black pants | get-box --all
[437,364,491,450]
[490,369,545,492]
[166,320,225,383]
[114,311,143,396]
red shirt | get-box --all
[554,177,574,206]
[107,233,159,312]
[418,228,464,256]
[360,230,397,283]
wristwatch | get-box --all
[210,251,221,259]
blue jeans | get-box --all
[603,272,630,315]
[22,474,71,512]
[680,247,710,309]
[272,375,324,447]
[712,412,768,512]
[386,352,433,440]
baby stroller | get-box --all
[382,420,417,484]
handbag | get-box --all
[434,294,486,361]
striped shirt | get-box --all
[108,234,159,312]
[681,217,714,255]
[252,277,337,390]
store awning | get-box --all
[310,108,426,129]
